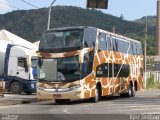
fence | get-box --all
[0,80,5,97]
[146,71,160,83]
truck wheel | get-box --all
[10,81,22,94]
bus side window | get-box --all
[96,63,108,77]
[112,38,118,51]
[128,42,133,55]
[140,44,143,55]
[133,42,137,55]
[98,33,107,51]
[107,36,112,51]
[136,42,143,55]
[84,28,97,48]
[83,51,94,77]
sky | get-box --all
[0,0,157,20]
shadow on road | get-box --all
[41,95,122,105]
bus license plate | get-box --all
[53,94,61,98]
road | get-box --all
[0,89,160,120]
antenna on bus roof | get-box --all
[47,0,57,30]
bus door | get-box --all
[108,36,115,95]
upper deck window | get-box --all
[39,29,83,52]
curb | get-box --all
[0,98,38,106]
[0,97,49,106]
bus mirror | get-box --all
[38,59,42,67]
[86,0,108,9]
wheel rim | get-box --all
[128,87,132,96]
[13,84,19,92]
[10,82,21,94]
[95,87,99,101]
[132,86,135,96]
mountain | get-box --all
[0,6,156,55]
[135,16,156,27]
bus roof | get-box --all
[46,26,141,44]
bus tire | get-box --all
[127,84,135,97]
[91,85,101,102]
[120,84,135,97]
[10,81,22,94]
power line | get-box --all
[0,1,20,10]
[20,0,39,9]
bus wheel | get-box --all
[127,84,135,97]
[120,84,135,97]
[10,81,22,94]
[91,85,101,102]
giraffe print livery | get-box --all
[37,26,144,102]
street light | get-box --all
[144,16,148,89]
[47,0,57,30]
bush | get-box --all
[146,74,160,89]
[146,74,155,88]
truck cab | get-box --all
[1,42,38,94]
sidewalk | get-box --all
[0,93,37,106]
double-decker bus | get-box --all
[37,26,144,103]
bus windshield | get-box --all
[38,56,81,82]
[39,30,83,52]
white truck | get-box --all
[0,40,37,94]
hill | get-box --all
[0,6,156,55]
[135,16,156,27]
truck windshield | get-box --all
[31,59,37,69]
[31,58,38,80]
[38,56,81,82]
[39,30,83,52]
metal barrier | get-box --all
[146,71,160,83]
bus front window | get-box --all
[38,56,81,82]
[39,30,83,52]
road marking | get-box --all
[118,107,160,112]
[143,112,160,114]
[63,109,72,114]
[102,105,160,109]
[0,105,21,109]
[138,96,145,97]
[94,102,160,107]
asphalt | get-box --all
[0,93,38,106]
[0,89,158,106]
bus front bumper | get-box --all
[37,85,84,101]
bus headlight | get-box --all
[69,84,81,90]
[38,87,44,91]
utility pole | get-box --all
[47,0,57,30]
[157,0,160,55]
[144,16,148,89]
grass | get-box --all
[146,74,160,89]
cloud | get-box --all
[0,0,13,14]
